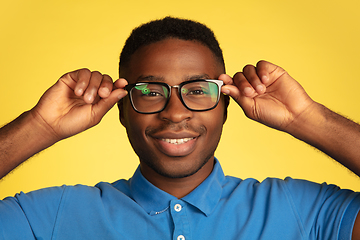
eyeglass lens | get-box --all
[130,81,220,113]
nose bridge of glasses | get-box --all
[167,85,186,106]
[168,85,180,98]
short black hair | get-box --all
[119,16,225,76]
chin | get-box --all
[141,152,214,179]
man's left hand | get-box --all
[220,60,315,133]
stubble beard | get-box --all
[138,122,214,178]
[139,150,215,179]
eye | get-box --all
[134,84,166,97]
[184,87,209,95]
[146,91,163,97]
[141,87,167,98]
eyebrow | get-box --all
[136,75,165,82]
[186,74,211,80]
[136,74,212,83]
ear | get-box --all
[118,99,126,127]
[222,94,230,124]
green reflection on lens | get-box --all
[142,88,150,94]
[162,86,169,98]
[181,88,188,94]
[208,83,217,102]
[134,84,148,90]
[134,84,150,95]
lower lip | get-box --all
[153,137,197,157]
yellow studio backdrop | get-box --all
[0,0,360,199]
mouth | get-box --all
[161,137,195,145]
[151,135,198,157]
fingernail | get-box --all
[100,87,110,95]
[262,75,268,83]
[117,91,128,99]
[87,94,94,102]
[256,85,265,93]
[243,87,253,95]
[76,88,84,95]
[222,89,230,95]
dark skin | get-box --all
[119,39,227,198]
[0,38,359,238]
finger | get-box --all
[92,88,128,122]
[83,71,103,104]
[222,73,256,117]
[221,84,242,102]
[113,78,128,89]
[256,60,286,85]
[256,60,271,84]
[243,64,266,94]
[98,74,114,98]
[71,69,92,96]
[218,74,233,95]
[218,74,233,85]
[233,72,258,98]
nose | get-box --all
[158,87,193,123]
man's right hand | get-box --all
[0,69,127,179]
[31,69,128,142]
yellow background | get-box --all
[1,0,360,199]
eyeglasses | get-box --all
[125,79,224,114]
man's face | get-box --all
[120,38,227,180]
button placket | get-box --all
[170,200,191,240]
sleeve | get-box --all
[281,177,360,240]
[0,186,66,240]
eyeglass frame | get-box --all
[124,79,224,114]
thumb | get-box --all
[92,89,128,122]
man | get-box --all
[0,17,359,239]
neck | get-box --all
[140,158,215,199]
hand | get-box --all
[31,69,128,142]
[220,61,315,132]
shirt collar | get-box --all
[182,158,225,216]
[129,158,225,217]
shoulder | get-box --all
[6,179,131,210]
[222,175,358,204]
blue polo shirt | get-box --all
[1,159,359,239]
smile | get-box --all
[161,137,195,145]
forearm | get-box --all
[0,111,58,179]
[288,102,360,177]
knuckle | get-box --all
[233,72,243,79]
[77,69,91,82]
[79,68,91,76]
[102,74,113,83]
[243,64,254,72]
[257,60,267,66]
[91,71,102,78]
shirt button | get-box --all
[177,235,185,240]
[174,204,182,212]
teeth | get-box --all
[162,138,194,145]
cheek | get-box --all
[123,105,156,147]
[202,107,225,140]
[125,113,144,139]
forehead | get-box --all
[123,38,223,85]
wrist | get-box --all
[26,109,61,147]
[285,101,326,143]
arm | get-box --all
[0,69,128,179]
[220,60,360,239]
